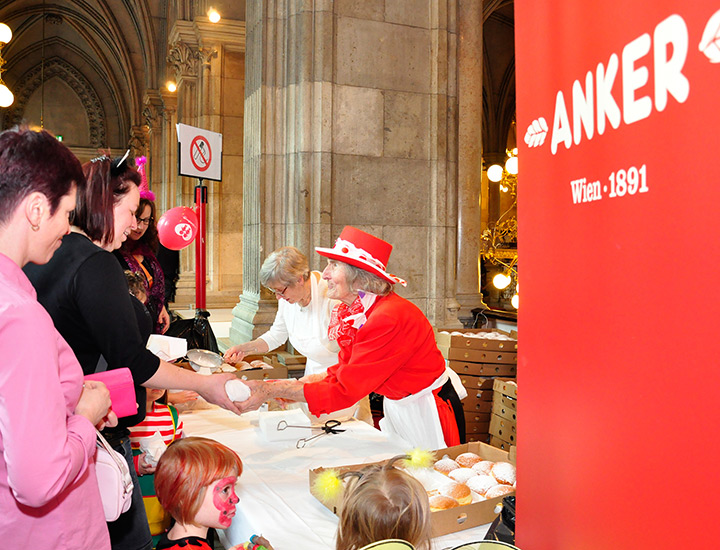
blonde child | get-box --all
[154,437,273,550]
[336,465,432,550]
[128,388,183,545]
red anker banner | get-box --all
[515,3,720,548]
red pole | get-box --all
[194,182,207,310]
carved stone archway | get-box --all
[4,57,107,148]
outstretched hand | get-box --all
[197,372,242,415]
[234,379,269,413]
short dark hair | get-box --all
[135,197,159,254]
[74,155,140,246]
[0,127,83,225]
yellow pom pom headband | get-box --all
[311,449,435,506]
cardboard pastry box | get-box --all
[234,365,288,380]
[309,441,516,537]
[449,361,517,377]
[441,347,517,365]
[435,328,518,352]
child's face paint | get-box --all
[195,475,239,529]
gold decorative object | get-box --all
[481,148,519,308]
[0,22,14,108]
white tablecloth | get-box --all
[180,406,491,550]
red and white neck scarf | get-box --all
[327,291,378,348]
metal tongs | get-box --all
[276,419,346,449]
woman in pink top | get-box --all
[0,128,116,549]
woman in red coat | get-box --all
[238,226,464,449]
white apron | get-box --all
[379,367,456,450]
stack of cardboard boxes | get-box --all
[435,329,517,444]
[490,378,517,450]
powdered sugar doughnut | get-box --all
[448,467,477,484]
[439,481,472,505]
[485,484,515,499]
[433,455,459,476]
[472,460,495,476]
[429,495,459,511]
[455,452,483,468]
[466,474,498,497]
[491,462,516,486]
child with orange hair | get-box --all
[154,437,273,550]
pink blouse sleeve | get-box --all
[0,303,96,507]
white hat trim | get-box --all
[322,238,407,286]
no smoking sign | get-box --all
[177,123,223,181]
[190,135,212,172]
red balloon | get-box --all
[157,206,199,250]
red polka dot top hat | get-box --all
[316,226,407,286]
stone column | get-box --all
[159,91,178,215]
[230,0,267,343]
[455,0,485,325]
[234,0,465,341]
[142,90,165,202]
[231,1,335,343]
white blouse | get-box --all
[258,272,340,376]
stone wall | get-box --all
[232,0,478,343]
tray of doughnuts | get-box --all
[309,440,515,536]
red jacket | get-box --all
[304,292,445,415]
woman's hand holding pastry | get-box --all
[196,372,243,415]
[75,380,114,428]
[223,344,250,365]
[234,379,270,413]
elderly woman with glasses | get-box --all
[236,227,465,449]
[224,247,341,377]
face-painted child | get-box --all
[154,437,275,550]
[194,475,240,530]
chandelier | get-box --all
[481,148,518,309]
[0,22,13,108]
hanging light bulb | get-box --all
[493,272,512,290]
[511,292,519,309]
[487,164,504,182]
[0,23,12,44]
[505,155,518,175]
[0,83,13,108]
[208,8,221,23]
[166,81,177,92]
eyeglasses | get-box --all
[269,285,289,297]
[135,215,154,226]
